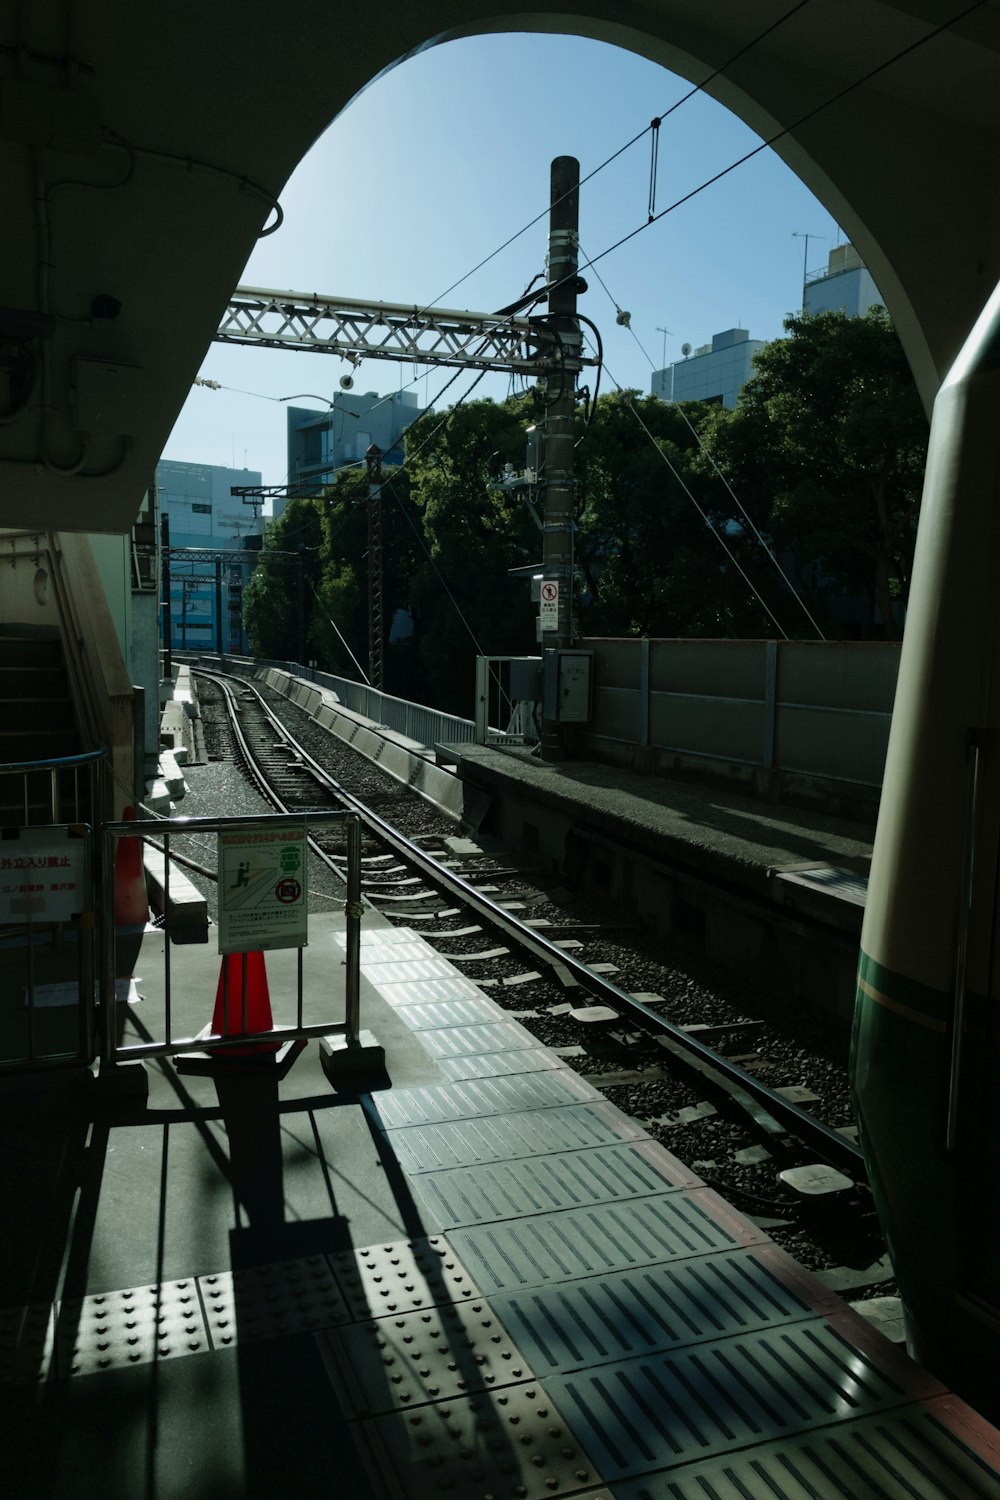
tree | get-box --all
[243,497,324,661]
[404,393,543,714]
[699,308,928,638]
[309,462,428,696]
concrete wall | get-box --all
[575,637,900,819]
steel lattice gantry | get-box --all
[215,286,595,374]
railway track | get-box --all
[189,667,889,1293]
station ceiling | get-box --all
[2,0,998,534]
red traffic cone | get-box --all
[115,806,148,924]
[114,806,148,977]
[210,951,280,1055]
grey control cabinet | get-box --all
[543,649,593,723]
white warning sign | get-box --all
[539,578,559,630]
[0,827,88,924]
[217,823,308,954]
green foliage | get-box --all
[573,391,770,637]
[699,308,928,638]
[243,497,324,661]
[403,393,542,713]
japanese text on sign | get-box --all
[539,579,559,630]
[0,830,87,923]
[217,824,308,954]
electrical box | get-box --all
[543,649,592,723]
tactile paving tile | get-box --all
[547,1320,923,1484]
[354,1381,601,1500]
[378,977,488,1008]
[412,1142,693,1230]
[363,956,467,985]
[318,1297,534,1416]
[385,1101,646,1174]
[328,1236,481,1320]
[449,1192,763,1293]
[356,929,428,950]
[0,1303,54,1384]
[396,993,507,1028]
[198,1255,349,1346]
[491,1247,819,1375]
[371,1069,600,1129]
[435,1047,564,1082]
[417,1021,540,1059]
[613,1404,1000,1499]
[54,1278,209,1375]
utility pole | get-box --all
[543,156,580,650]
[215,556,224,657]
[540,156,581,758]
[296,545,306,666]
[367,443,385,690]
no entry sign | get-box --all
[539,579,559,630]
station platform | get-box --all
[4,910,1000,1498]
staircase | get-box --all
[0,627,86,825]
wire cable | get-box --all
[594,355,791,638]
[666,396,827,639]
[419,0,816,315]
[579,244,657,373]
[309,581,370,683]
[578,264,825,637]
[567,0,987,294]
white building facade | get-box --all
[652,328,766,409]
[803,243,884,317]
[283,389,425,515]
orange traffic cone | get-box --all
[114,806,148,977]
[176,948,304,1075]
[210,951,280,1055]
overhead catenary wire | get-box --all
[579,245,656,374]
[419,0,816,315]
[198,0,978,486]
[564,0,987,297]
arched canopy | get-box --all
[1,0,998,531]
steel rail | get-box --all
[200,668,865,1174]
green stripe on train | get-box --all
[856,948,950,1029]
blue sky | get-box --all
[163,32,842,492]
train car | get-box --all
[852,279,1000,1421]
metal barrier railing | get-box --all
[252,658,479,747]
[0,749,109,1073]
[0,745,110,829]
[99,811,363,1069]
[474,656,542,745]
